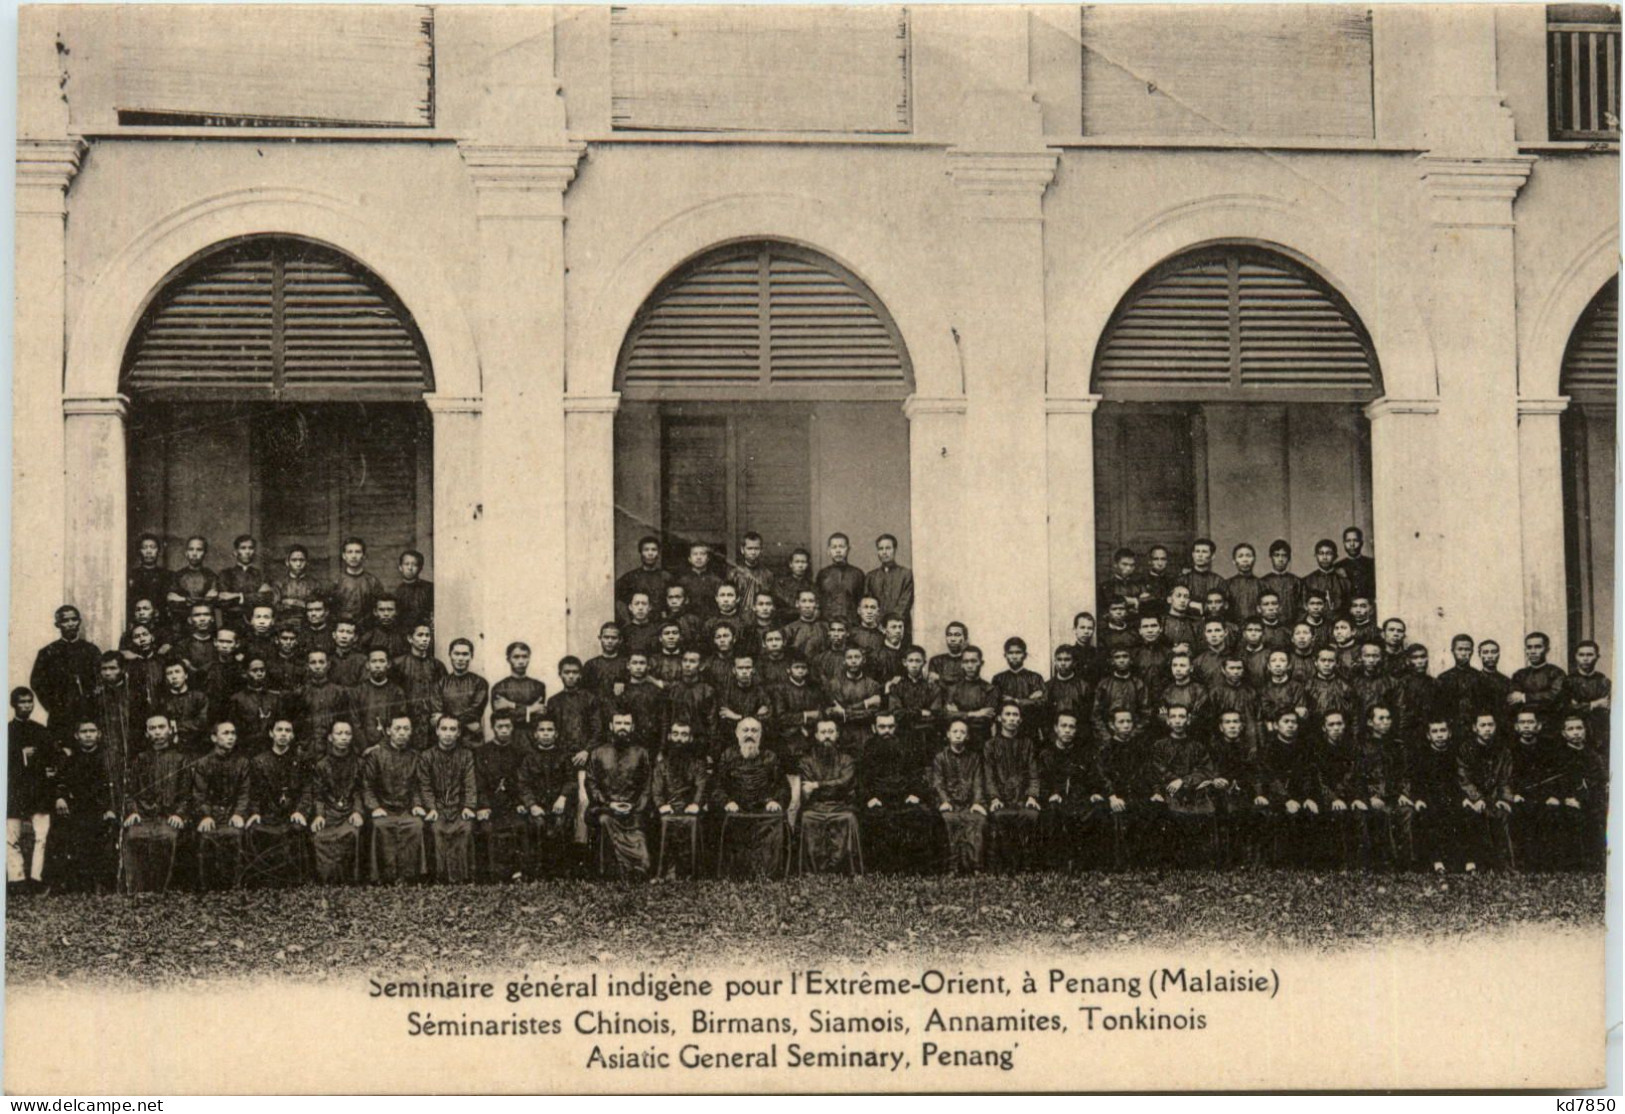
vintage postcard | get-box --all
[5,2,1616,1094]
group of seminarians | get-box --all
[8,526,1610,895]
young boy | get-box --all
[326,620,367,689]
[775,548,816,622]
[730,532,778,626]
[1224,543,1262,622]
[418,713,479,883]
[393,550,434,631]
[1302,539,1349,618]
[544,657,604,765]
[1181,538,1225,605]
[157,660,209,755]
[330,538,384,627]
[216,534,273,635]
[1099,548,1146,617]
[617,536,672,628]
[581,622,628,698]
[1142,544,1175,608]
[1257,592,1291,653]
[360,595,410,661]
[1059,612,1104,686]
[864,533,915,641]
[991,637,1047,737]
[678,543,725,621]
[929,621,970,685]
[166,536,219,630]
[815,533,866,626]
[940,646,997,743]
[621,591,661,659]
[1163,585,1202,652]
[1092,648,1148,746]
[437,639,489,747]
[1334,527,1376,605]
[662,584,706,651]
[394,623,448,741]
[1099,598,1138,654]
[490,642,547,746]
[784,590,829,662]
[271,545,327,628]
[128,534,169,626]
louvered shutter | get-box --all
[1562,277,1619,401]
[124,239,432,401]
[1094,248,1378,401]
[619,243,911,398]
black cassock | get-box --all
[712,749,788,879]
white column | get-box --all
[62,396,128,648]
[564,393,620,655]
[1417,155,1535,665]
[1047,396,1100,654]
[424,394,483,658]
[14,138,85,671]
[903,394,967,652]
[1518,397,1572,664]
[458,142,585,682]
[1364,397,1444,661]
[947,148,1058,672]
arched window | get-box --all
[1093,245,1379,401]
[617,241,912,399]
[122,237,432,401]
[1561,275,1618,402]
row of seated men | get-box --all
[9,657,1607,895]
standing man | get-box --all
[1302,540,1350,619]
[31,606,102,742]
[438,639,490,748]
[392,550,434,632]
[330,538,384,628]
[270,545,327,629]
[1510,632,1568,741]
[1334,527,1376,605]
[678,543,726,621]
[730,532,778,626]
[617,536,672,628]
[128,534,170,627]
[216,535,273,635]
[816,533,866,628]
[490,642,548,746]
[8,689,54,892]
[865,534,914,642]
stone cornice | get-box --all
[1363,396,1441,420]
[457,142,587,220]
[946,148,1058,222]
[563,392,621,415]
[423,394,484,416]
[1417,153,1537,229]
[902,394,968,420]
[62,393,129,419]
[17,138,88,216]
[1518,396,1571,416]
[1046,395,1102,415]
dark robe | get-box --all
[393,579,434,629]
[122,747,190,893]
[797,745,859,873]
[712,748,789,878]
[354,679,411,751]
[47,744,119,892]
[586,741,653,878]
[582,654,630,700]
[491,675,549,744]
[930,745,987,872]
[361,744,424,882]
[474,739,526,881]
[301,746,365,884]
[418,745,478,883]
[192,749,251,889]
[30,637,102,737]
[814,563,865,625]
[245,747,309,886]
[518,744,578,875]
[438,672,490,746]
[395,653,449,736]
[330,569,384,626]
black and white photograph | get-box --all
[3,1,1616,1094]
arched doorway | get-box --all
[613,240,912,602]
[122,235,434,600]
[1561,275,1617,659]
[1091,244,1379,596]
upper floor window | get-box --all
[610,6,910,134]
[1548,5,1621,140]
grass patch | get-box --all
[6,870,1603,986]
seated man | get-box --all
[1260,710,1324,868]
[418,713,479,884]
[983,701,1041,872]
[191,720,251,890]
[1147,704,1220,868]
[1406,717,1462,874]
[474,711,528,883]
[1552,714,1608,872]
[585,711,654,881]
[1208,708,1266,868]
[797,718,861,874]
[121,714,190,893]
[302,719,365,885]
[651,720,709,878]
[712,717,789,879]
[1096,708,1154,869]
[1036,710,1109,872]
[859,710,943,874]
[517,715,578,879]
[243,717,310,887]
[930,718,988,874]
[1346,705,1410,871]
[46,719,120,894]
[361,714,426,883]
[1503,708,1556,872]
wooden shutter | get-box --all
[1562,276,1620,401]
[662,417,730,556]
[619,243,911,399]
[1094,247,1378,401]
[1081,5,1374,139]
[106,6,434,127]
[611,6,910,133]
[737,412,812,566]
[125,239,432,401]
